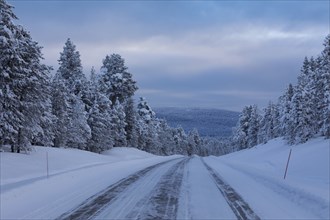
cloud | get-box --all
[10,0,329,111]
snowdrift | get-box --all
[205,137,330,219]
[0,146,181,219]
[1,146,156,187]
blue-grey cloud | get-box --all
[8,0,329,111]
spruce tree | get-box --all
[136,97,159,152]
[111,98,127,147]
[57,38,87,96]
[293,58,314,143]
[0,0,53,152]
[281,84,296,144]
[87,93,114,153]
[233,106,252,150]
[53,39,91,149]
[51,75,70,147]
[247,105,260,147]
[320,35,330,138]
[124,97,138,147]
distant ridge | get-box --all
[154,107,240,138]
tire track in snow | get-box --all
[125,157,189,220]
[202,158,261,220]
[56,158,181,220]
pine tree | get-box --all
[272,103,281,138]
[87,93,114,153]
[292,58,315,143]
[124,97,138,147]
[111,98,127,147]
[100,54,138,105]
[312,57,326,134]
[157,120,176,155]
[137,97,156,123]
[281,84,296,144]
[66,94,91,149]
[57,38,87,96]
[320,35,330,138]
[247,105,260,147]
[173,126,188,155]
[83,67,98,113]
[136,97,160,152]
[53,39,91,149]
[0,0,53,152]
[233,106,252,150]
[99,54,138,148]
[51,75,70,147]
[188,128,202,155]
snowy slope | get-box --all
[0,146,181,219]
[1,146,155,188]
[204,137,330,219]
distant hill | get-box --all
[154,107,240,138]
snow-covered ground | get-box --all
[0,146,181,219]
[204,137,330,219]
[1,138,329,219]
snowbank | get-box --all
[0,146,181,219]
[0,146,172,190]
[205,137,330,219]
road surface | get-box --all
[58,156,260,220]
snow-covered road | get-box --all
[56,157,260,220]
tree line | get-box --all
[1,0,328,156]
[1,0,228,156]
[231,35,330,151]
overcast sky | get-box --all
[9,0,329,111]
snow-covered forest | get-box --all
[231,35,330,150]
[0,0,218,156]
[1,0,329,157]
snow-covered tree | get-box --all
[157,120,176,155]
[259,102,281,144]
[290,58,315,143]
[137,97,156,124]
[173,126,188,155]
[111,98,127,147]
[100,54,137,105]
[87,93,114,153]
[83,67,98,112]
[0,0,53,152]
[188,128,202,155]
[53,39,91,149]
[247,105,260,147]
[57,38,87,96]
[136,97,161,153]
[66,94,91,149]
[51,75,70,147]
[233,106,252,150]
[319,35,330,138]
[98,54,138,148]
[280,84,295,143]
[124,97,138,147]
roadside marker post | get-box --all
[283,148,292,180]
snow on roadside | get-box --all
[1,146,157,187]
[0,146,181,219]
[204,137,330,219]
